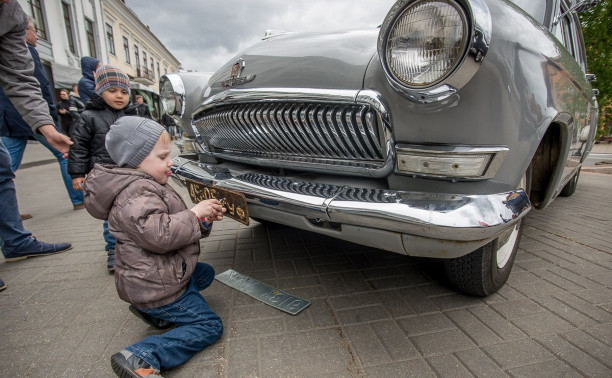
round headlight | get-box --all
[384,0,468,87]
[159,74,185,117]
[160,79,176,114]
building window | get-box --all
[123,36,130,64]
[28,0,48,40]
[61,2,76,53]
[164,67,168,75]
[134,45,140,67]
[143,51,148,71]
[156,62,160,80]
[85,19,97,58]
[105,23,115,55]
[150,57,154,78]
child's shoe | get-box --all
[111,350,163,377]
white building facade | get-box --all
[17,0,180,102]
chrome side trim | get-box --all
[191,88,395,178]
[171,157,531,248]
[377,0,492,103]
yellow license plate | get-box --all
[185,179,249,225]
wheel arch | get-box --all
[528,114,574,209]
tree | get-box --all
[580,0,612,137]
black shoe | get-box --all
[0,278,6,291]
[4,239,72,262]
[129,305,173,329]
[110,350,163,377]
[107,249,115,272]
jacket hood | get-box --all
[80,57,100,80]
[84,164,148,220]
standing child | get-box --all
[84,116,225,377]
[68,65,137,271]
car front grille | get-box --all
[193,102,385,170]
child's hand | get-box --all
[190,199,226,222]
[72,177,85,191]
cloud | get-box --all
[125,0,396,72]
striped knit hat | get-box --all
[94,65,130,95]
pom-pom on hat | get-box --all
[94,65,130,95]
[106,116,165,168]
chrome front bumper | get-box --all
[171,157,531,258]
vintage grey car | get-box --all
[161,0,599,296]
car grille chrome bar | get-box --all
[192,89,392,176]
[195,102,383,159]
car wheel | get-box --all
[560,167,580,197]
[444,170,530,296]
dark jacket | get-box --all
[0,43,60,137]
[77,57,100,104]
[135,103,153,119]
[68,93,137,178]
[84,164,209,309]
[57,93,84,137]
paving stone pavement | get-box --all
[1,141,611,377]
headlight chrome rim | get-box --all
[386,0,468,88]
[378,0,491,103]
[160,74,186,118]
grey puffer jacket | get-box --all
[84,164,210,309]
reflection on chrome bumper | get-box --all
[171,157,531,257]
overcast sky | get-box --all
[124,0,397,73]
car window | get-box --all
[510,0,550,24]
[553,0,587,71]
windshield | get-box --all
[510,0,550,25]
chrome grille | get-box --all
[193,102,384,167]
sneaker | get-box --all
[4,239,72,262]
[0,278,6,291]
[107,249,115,272]
[110,350,163,378]
[20,213,33,220]
[73,203,86,210]
[129,305,173,329]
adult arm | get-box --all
[0,1,71,154]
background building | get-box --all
[103,0,181,119]
[16,0,180,121]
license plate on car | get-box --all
[185,179,249,225]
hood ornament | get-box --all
[222,58,256,88]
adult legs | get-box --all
[0,138,32,254]
[126,262,222,370]
[0,139,72,259]
[33,134,83,205]
[1,136,27,172]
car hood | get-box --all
[208,28,379,93]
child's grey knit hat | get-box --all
[106,116,165,168]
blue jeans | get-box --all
[0,138,34,256]
[103,220,116,251]
[127,262,223,370]
[2,135,84,205]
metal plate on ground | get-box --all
[215,269,311,315]
[185,178,249,225]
